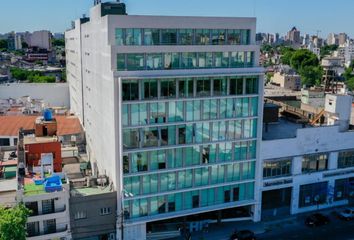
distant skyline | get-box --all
[1,0,354,38]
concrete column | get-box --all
[290,184,300,215]
[292,156,302,175]
[38,200,43,215]
[39,220,44,235]
[252,196,262,222]
[328,152,338,170]
[10,137,15,146]
[327,178,336,204]
[124,223,146,240]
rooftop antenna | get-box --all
[94,0,101,6]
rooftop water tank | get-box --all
[43,109,52,121]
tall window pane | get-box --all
[127,53,145,71]
[146,53,162,70]
[143,79,158,99]
[144,29,160,45]
[161,29,177,45]
[117,54,126,71]
[227,29,241,45]
[164,53,180,69]
[230,52,245,68]
[195,29,210,45]
[214,52,229,68]
[196,79,211,97]
[213,78,227,96]
[181,52,197,68]
[115,28,124,45]
[178,79,194,98]
[122,80,139,101]
[125,29,142,45]
[211,29,226,45]
[160,79,176,98]
[179,29,193,45]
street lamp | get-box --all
[120,189,133,240]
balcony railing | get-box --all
[28,205,66,217]
[27,225,68,238]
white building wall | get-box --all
[19,184,71,240]
[0,83,69,107]
[30,30,52,51]
[65,20,84,122]
[261,125,354,216]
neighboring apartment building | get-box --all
[66,2,263,239]
[286,27,301,45]
[70,188,117,240]
[29,30,52,51]
[16,117,72,240]
[271,65,301,91]
[261,94,354,220]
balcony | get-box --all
[27,225,68,238]
[27,205,66,217]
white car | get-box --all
[338,207,354,220]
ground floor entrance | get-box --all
[261,187,292,220]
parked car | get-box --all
[338,207,354,220]
[305,213,330,227]
[230,230,256,240]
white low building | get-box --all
[260,94,354,220]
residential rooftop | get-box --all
[70,186,113,197]
[0,115,82,136]
[262,117,311,141]
[0,178,17,192]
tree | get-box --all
[279,47,295,65]
[52,39,65,47]
[347,77,354,91]
[299,66,323,87]
[290,49,319,71]
[343,61,354,81]
[22,42,28,48]
[0,204,31,240]
[0,39,7,49]
[320,44,338,58]
[10,67,29,80]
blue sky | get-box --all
[1,0,353,37]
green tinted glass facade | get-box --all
[117,51,255,71]
[116,28,251,46]
[121,75,259,221]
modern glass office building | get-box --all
[66,2,263,239]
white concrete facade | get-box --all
[29,30,52,51]
[260,125,354,217]
[18,183,71,240]
[66,3,263,240]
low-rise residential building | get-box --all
[16,116,72,240]
[271,65,301,91]
[70,186,117,240]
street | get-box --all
[186,208,354,240]
[257,213,354,240]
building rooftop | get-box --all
[0,115,82,136]
[0,178,17,192]
[70,186,113,197]
[23,135,59,145]
[263,117,311,140]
